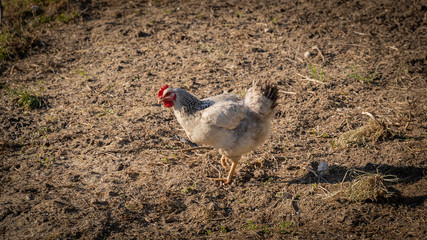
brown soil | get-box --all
[1,0,426,239]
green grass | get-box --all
[278,221,294,234]
[271,17,278,24]
[348,63,377,83]
[0,31,14,59]
[17,90,43,109]
[57,12,79,23]
[181,182,196,194]
[3,84,44,110]
[39,15,52,23]
[308,63,326,81]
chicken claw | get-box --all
[209,160,238,185]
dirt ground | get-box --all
[1,0,426,239]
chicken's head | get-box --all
[157,84,176,108]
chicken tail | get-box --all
[245,80,279,117]
[257,80,279,109]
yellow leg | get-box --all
[209,159,239,185]
[220,156,229,170]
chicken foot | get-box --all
[220,155,229,170]
[209,159,239,185]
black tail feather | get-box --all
[258,81,279,109]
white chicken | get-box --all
[157,81,279,184]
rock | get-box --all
[317,161,329,176]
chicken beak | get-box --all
[158,98,164,104]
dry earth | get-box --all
[1,0,426,239]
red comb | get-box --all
[157,84,169,98]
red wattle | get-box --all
[163,101,174,108]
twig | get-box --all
[208,160,222,178]
[180,146,213,152]
[96,145,158,155]
[354,31,368,36]
[281,91,297,95]
[362,111,377,121]
[296,73,326,84]
[105,152,120,160]
[312,46,325,64]
[305,167,329,183]
[272,154,288,161]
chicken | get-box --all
[157,81,279,184]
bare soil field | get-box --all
[0,0,426,239]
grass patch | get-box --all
[0,0,79,60]
[57,12,78,23]
[0,30,14,59]
[327,170,398,202]
[337,114,392,147]
[3,84,45,110]
[17,89,43,109]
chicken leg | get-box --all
[209,158,239,185]
[220,155,229,170]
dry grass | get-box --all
[337,117,392,147]
[326,170,398,203]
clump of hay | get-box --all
[337,112,392,147]
[327,170,398,203]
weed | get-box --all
[0,30,14,59]
[329,140,339,148]
[348,63,377,83]
[264,176,275,185]
[37,144,54,167]
[278,221,293,234]
[197,14,207,20]
[181,182,196,194]
[57,12,76,23]
[271,17,278,24]
[264,225,269,233]
[221,226,227,233]
[242,220,257,231]
[4,84,44,110]
[163,9,173,15]
[308,63,325,81]
[39,15,52,23]
[206,230,211,235]
[71,69,88,78]
[146,20,154,27]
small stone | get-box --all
[317,161,329,176]
[264,28,274,33]
[137,31,151,38]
